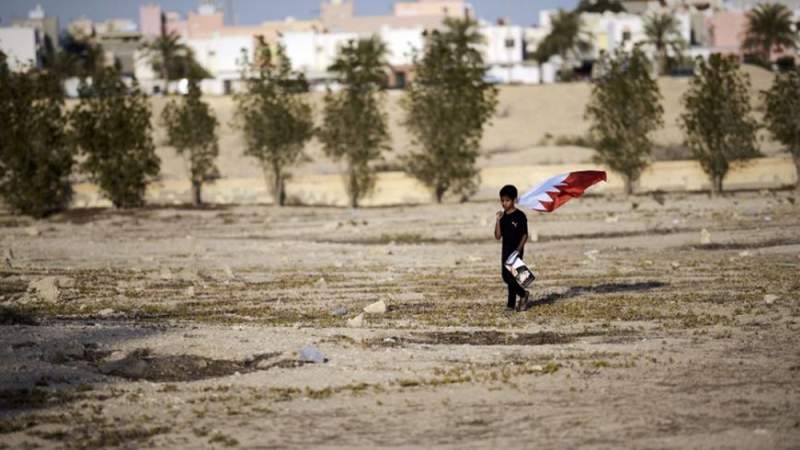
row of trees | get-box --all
[0,18,497,215]
[535,2,798,78]
[587,47,800,196]
[231,19,499,208]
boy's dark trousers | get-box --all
[501,264,527,308]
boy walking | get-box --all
[494,185,530,311]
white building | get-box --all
[479,24,540,84]
[281,30,359,80]
[187,35,255,94]
[0,27,39,71]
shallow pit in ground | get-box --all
[367,329,638,347]
[98,349,301,382]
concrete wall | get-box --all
[71,156,798,208]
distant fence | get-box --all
[72,155,798,208]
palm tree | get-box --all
[143,32,210,92]
[743,3,798,65]
[534,10,592,78]
[644,13,686,76]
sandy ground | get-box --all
[82,64,782,184]
[1,189,799,449]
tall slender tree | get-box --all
[234,44,314,206]
[743,3,798,65]
[0,68,74,217]
[162,79,220,206]
[585,46,663,196]
[762,69,800,189]
[643,13,686,76]
[403,18,498,202]
[72,67,160,208]
[680,55,760,195]
[317,37,390,208]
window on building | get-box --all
[504,37,515,48]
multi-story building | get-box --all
[0,27,39,71]
[11,4,59,51]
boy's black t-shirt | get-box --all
[500,208,528,261]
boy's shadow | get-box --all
[533,281,667,305]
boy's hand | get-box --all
[496,211,503,221]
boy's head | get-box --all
[499,185,517,211]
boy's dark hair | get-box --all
[499,184,518,200]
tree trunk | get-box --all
[349,168,359,209]
[658,49,668,76]
[435,185,446,204]
[623,175,634,197]
[711,174,723,197]
[192,180,202,206]
[793,153,800,191]
[272,167,285,207]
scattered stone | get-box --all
[97,308,115,317]
[29,277,60,303]
[159,266,173,280]
[346,313,365,328]
[466,255,483,263]
[55,276,75,288]
[329,306,348,317]
[670,261,681,270]
[528,230,539,243]
[222,265,236,280]
[314,277,327,289]
[605,215,619,223]
[700,228,712,245]
[176,268,200,282]
[298,345,327,364]
[584,249,599,261]
[363,300,387,315]
[764,294,778,305]
[738,251,751,258]
[391,292,425,302]
[24,226,40,237]
[185,286,196,298]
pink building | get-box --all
[187,10,224,38]
[707,11,747,55]
[165,11,187,37]
[139,4,163,37]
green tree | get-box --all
[161,80,220,206]
[317,37,390,208]
[72,67,160,208]
[533,10,592,77]
[762,69,800,189]
[576,0,625,13]
[743,3,798,65]
[585,47,663,196]
[680,54,760,195]
[143,32,210,92]
[234,45,313,206]
[643,13,686,76]
[55,33,106,79]
[0,69,74,217]
[403,18,498,202]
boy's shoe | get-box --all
[516,291,532,312]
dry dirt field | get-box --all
[1,190,799,449]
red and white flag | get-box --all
[518,171,607,213]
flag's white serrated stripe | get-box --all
[518,173,568,211]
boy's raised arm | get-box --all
[494,211,502,240]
